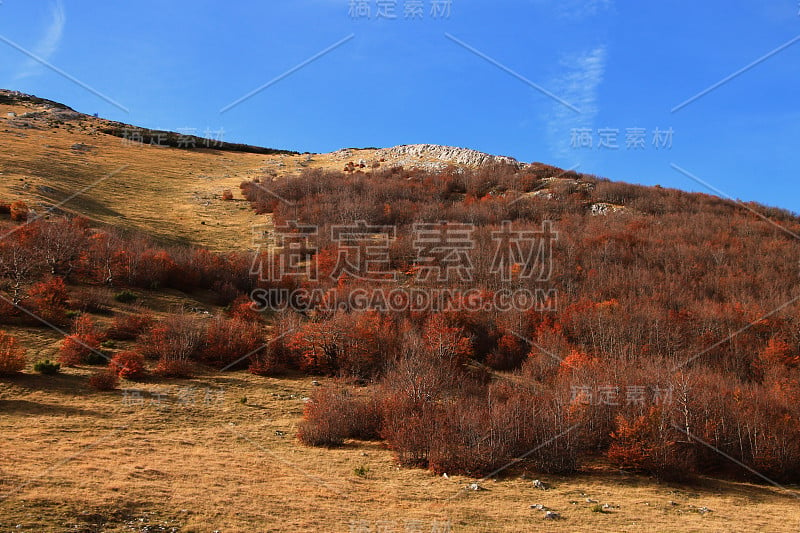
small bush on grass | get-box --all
[88,369,119,390]
[153,358,193,378]
[58,315,103,366]
[111,351,146,379]
[139,314,203,361]
[34,360,60,375]
[114,290,138,304]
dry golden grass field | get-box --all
[0,94,383,252]
[2,95,800,532]
[3,341,800,532]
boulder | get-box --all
[532,479,548,490]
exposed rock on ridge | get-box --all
[374,144,522,170]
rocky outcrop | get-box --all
[589,202,627,216]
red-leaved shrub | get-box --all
[759,338,799,369]
[227,295,262,323]
[111,351,146,379]
[485,331,528,371]
[106,312,154,341]
[58,315,103,366]
[153,358,194,378]
[26,277,69,324]
[248,341,290,376]
[139,314,203,361]
[88,369,119,390]
[0,331,26,375]
[297,386,381,447]
[286,311,401,378]
[9,201,29,222]
[607,407,694,480]
[140,314,204,378]
[249,320,296,376]
[199,317,263,369]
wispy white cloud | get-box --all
[544,45,607,159]
[15,0,66,80]
[532,0,611,159]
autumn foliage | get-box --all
[110,351,146,379]
[88,369,119,391]
[759,338,799,369]
[58,315,103,366]
[139,314,202,377]
[256,166,800,481]
[2,158,800,482]
[607,408,689,478]
[297,386,381,447]
[199,317,263,369]
[153,358,194,378]
[106,311,154,341]
[26,277,69,324]
[0,330,26,375]
[9,201,28,222]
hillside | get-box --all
[0,90,523,251]
[2,90,800,533]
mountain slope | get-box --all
[0,90,526,251]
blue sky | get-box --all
[1,0,798,213]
